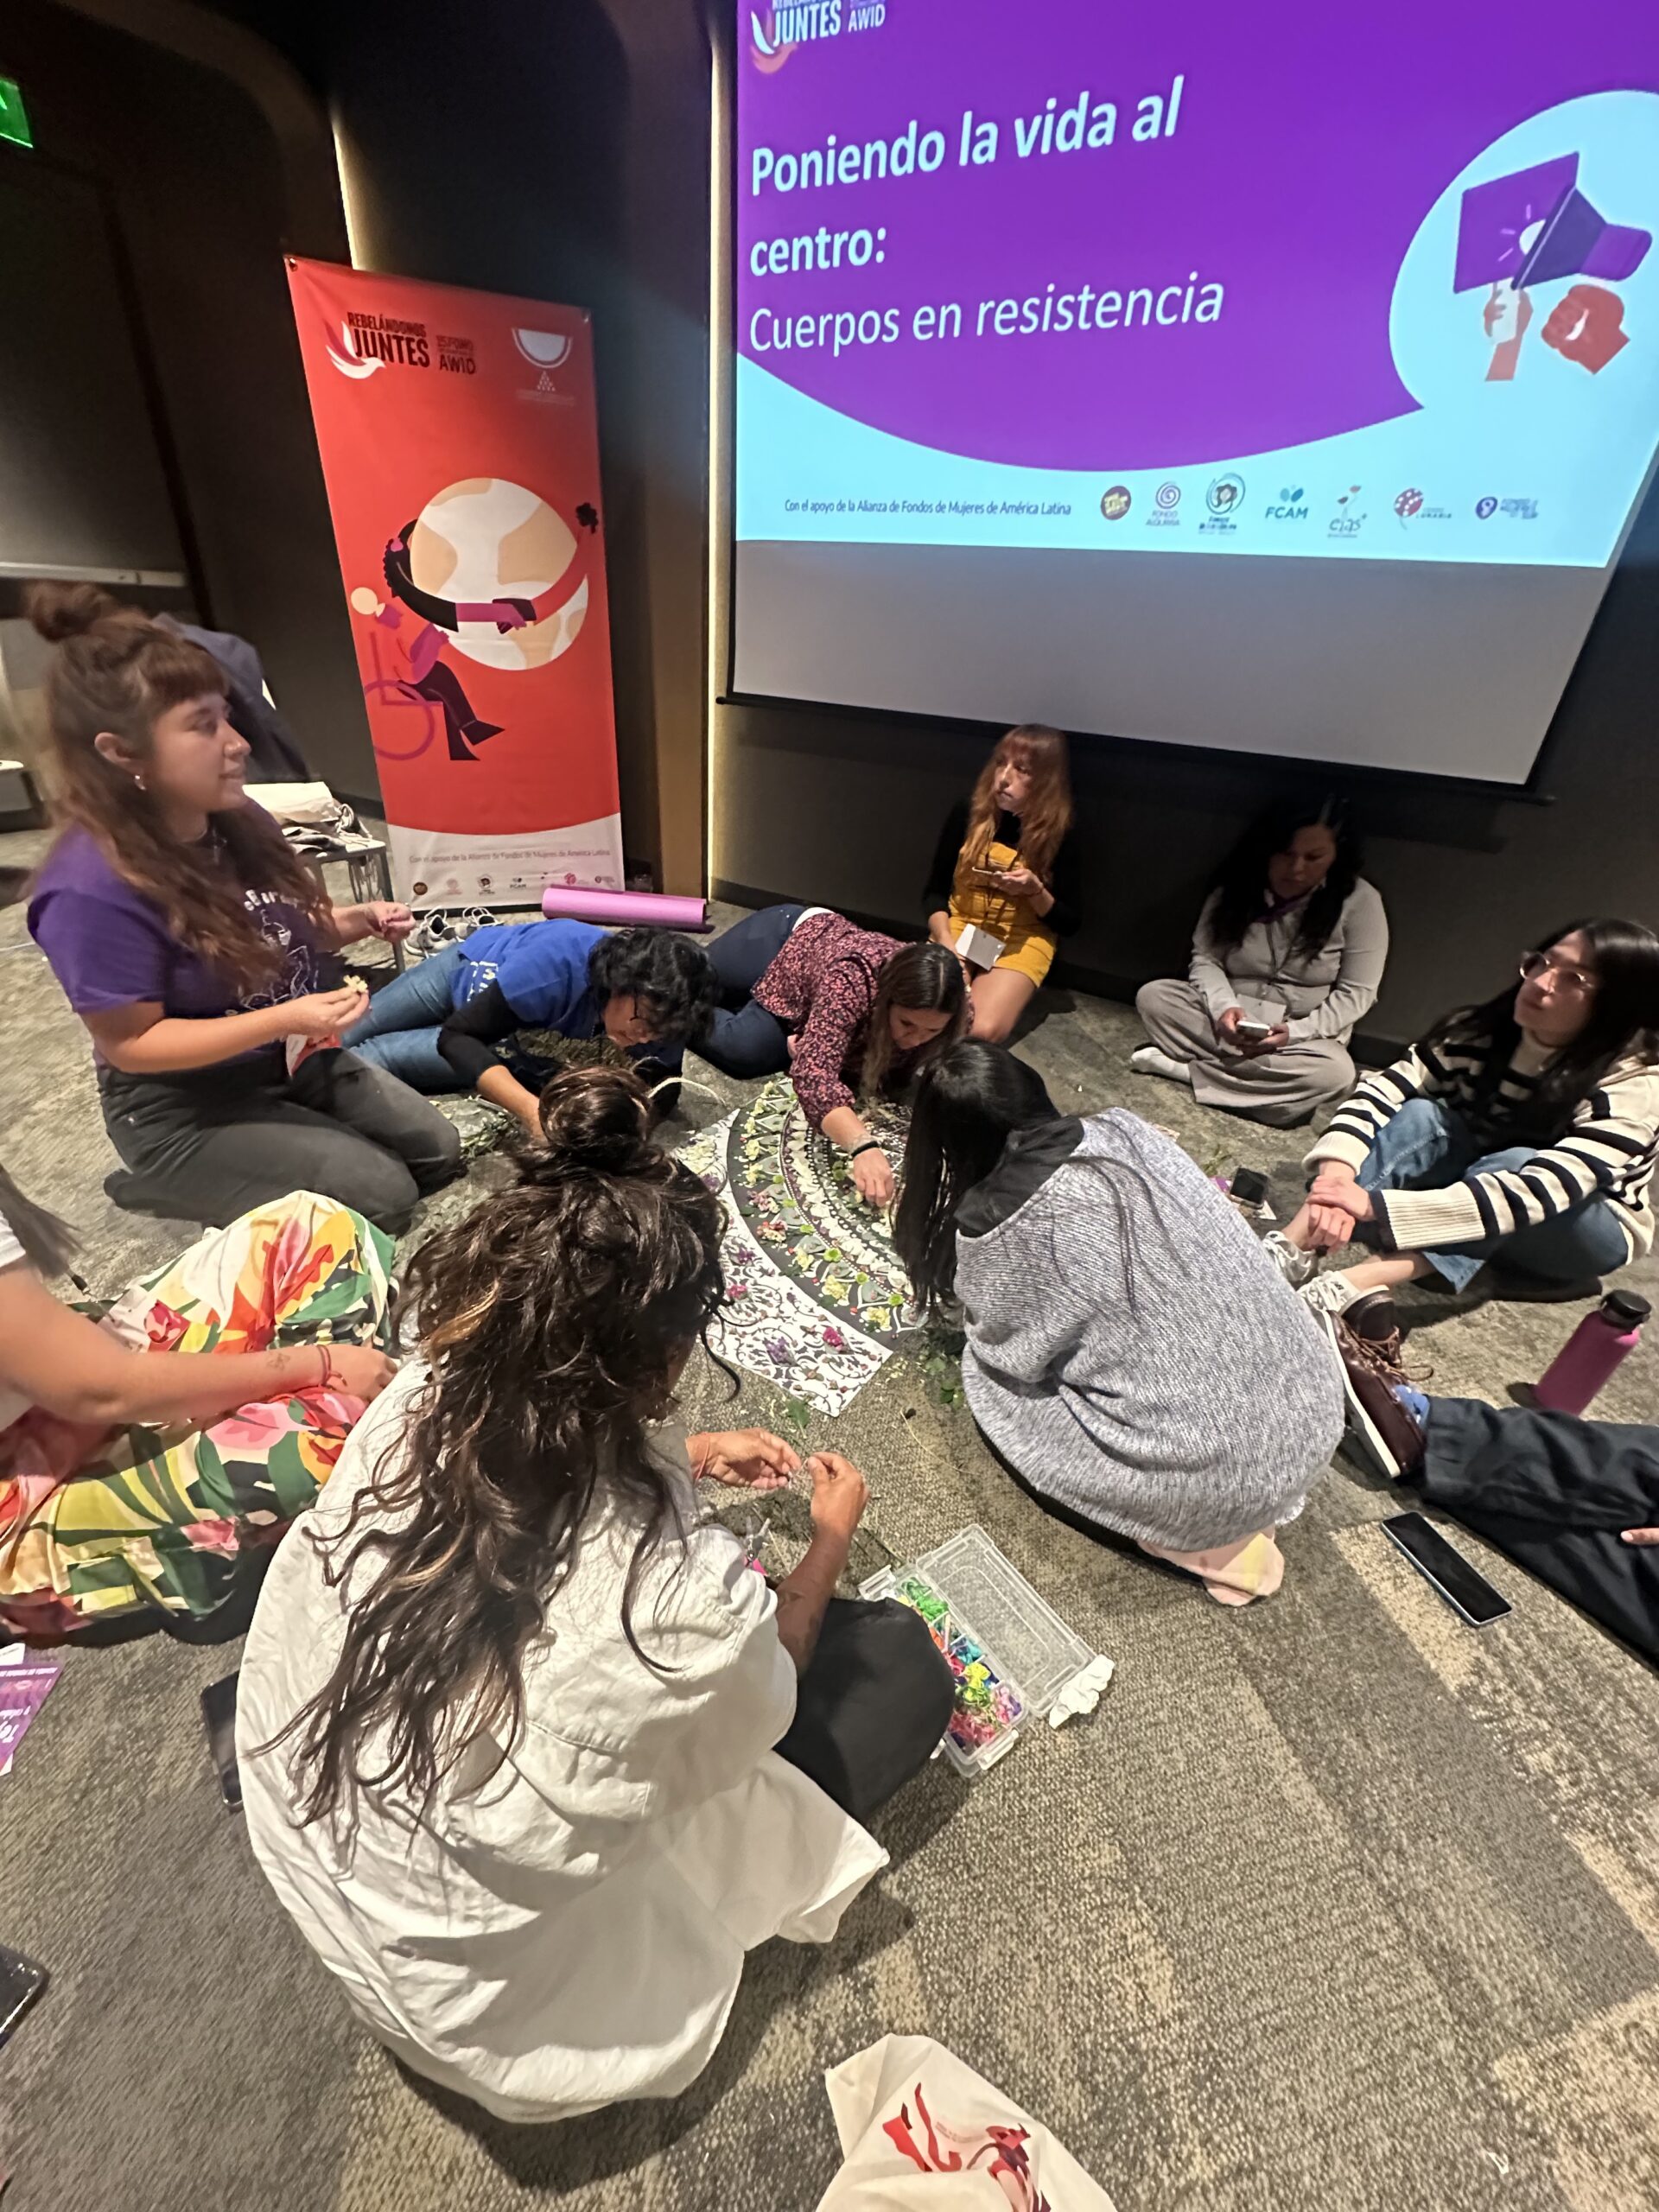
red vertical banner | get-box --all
[285,257,623,906]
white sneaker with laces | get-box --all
[1261,1229,1316,1287]
[1130,1045,1192,1085]
[410,911,455,958]
[1299,1269,1368,1319]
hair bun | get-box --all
[537,1066,653,1173]
[21,579,125,644]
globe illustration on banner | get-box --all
[407,478,588,671]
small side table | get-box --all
[0,760,44,829]
[303,837,406,972]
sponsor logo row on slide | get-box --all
[1096,479,1540,535]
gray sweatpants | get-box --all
[1135,977,1355,1129]
[100,1047,464,1235]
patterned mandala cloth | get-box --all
[677,1077,921,1414]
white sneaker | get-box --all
[410,910,456,958]
[1261,1229,1317,1287]
[1299,1269,1367,1319]
[1130,1045,1191,1085]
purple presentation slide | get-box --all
[734,1,1659,568]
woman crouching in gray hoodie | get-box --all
[894,1041,1343,1605]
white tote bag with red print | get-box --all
[815,2037,1116,2212]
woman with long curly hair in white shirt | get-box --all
[237,1066,951,2123]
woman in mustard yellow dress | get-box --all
[923,725,1081,1042]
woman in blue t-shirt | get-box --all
[342,919,718,1136]
[25,585,462,1233]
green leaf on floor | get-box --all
[916,1325,967,1410]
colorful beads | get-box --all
[892,1574,1025,1761]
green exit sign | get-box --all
[0,76,32,150]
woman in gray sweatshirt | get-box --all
[895,1043,1344,1605]
[1134,802,1389,1128]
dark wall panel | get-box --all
[4,3,374,788]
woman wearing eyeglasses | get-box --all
[1263,920,1659,1344]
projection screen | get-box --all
[730,0,1659,783]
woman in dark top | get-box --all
[923,724,1080,1043]
[24,585,461,1234]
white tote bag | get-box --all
[816,2036,1116,2211]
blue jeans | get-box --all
[1357,1097,1628,1292]
[340,942,468,1092]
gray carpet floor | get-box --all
[3,843,1656,2212]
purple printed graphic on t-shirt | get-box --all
[28,817,333,1063]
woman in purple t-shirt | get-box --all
[23,586,461,1233]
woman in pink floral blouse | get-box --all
[703,906,968,1205]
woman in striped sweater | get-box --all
[1265,919,1659,1336]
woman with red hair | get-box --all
[923,725,1080,1043]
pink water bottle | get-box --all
[1532,1290,1649,1416]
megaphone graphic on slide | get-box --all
[1454,154,1650,291]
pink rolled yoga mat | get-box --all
[541,884,710,931]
